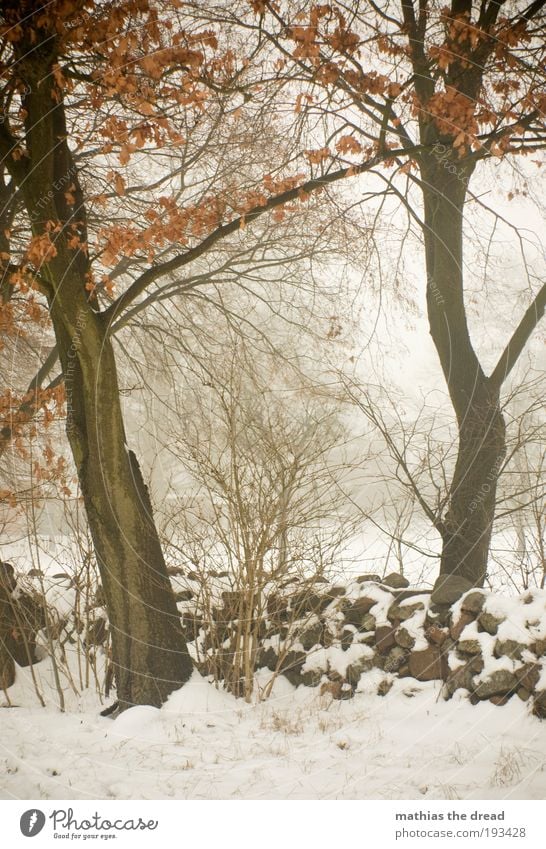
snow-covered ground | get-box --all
[2,532,545,802]
[2,668,546,801]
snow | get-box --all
[397,605,429,651]
[453,590,546,648]
[302,643,373,677]
[2,544,546,802]
[2,664,546,801]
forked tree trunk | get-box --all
[421,153,507,596]
[11,29,193,710]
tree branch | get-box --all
[489,280,546,391]
[102,146,423,327]
[0,346,60,459]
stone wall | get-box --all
[175,572,546,717]
[4,563,546,719]
[0,562,46,689]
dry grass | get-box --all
[491,746,525,786]
[261,708,305,735]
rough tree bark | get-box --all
[3,7,193,709]
[420,156,507,597]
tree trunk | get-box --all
[438,382,505,587]
[420,153,506,596]
[49,290,193,710]
[11,30,193,710]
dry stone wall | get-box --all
[175,571,546,717]
[4,562,546,719]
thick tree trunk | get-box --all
[421,153,506,595]
[438,383,505,587]
[11,27,193,710]
[52,309,193,709]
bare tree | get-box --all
[150,332,355,699]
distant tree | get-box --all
[152,332,353,699]
[227,0,546,599]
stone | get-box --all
[174,589,194,602]
[354,631,376,647]
[392,589,431,603]
[355,574,381,584]
[182,613,203,640]
[460,591,486,615]
[388,602,424,623]
[450,610,475,641]
[339,683,354,700]
[281,651,306,686]
[359,613,376,632]
[215,621,233,644]
[320,679,353,700]
[431,574,474,606]
[345,597,377,627]
[516,662,541,693]
[383,646,407,673]
[372,651,385,671]
[0,577,47,669]
[494,639,527,661]
[377,679,393,696]
[266,593,282,616]
[320,586,347,604]
[300,622,323,651]
[408,646,447,681]
[334,597,352,615]
[517,687,531,701]
[186,571,201,581]
[259,646,278,672]
[290,590,324,616]
[212,605,227,623]
[221,590,242,609]
[457,639,482,655]
[323,628,334,648]
[375,625,397,654]
[425,624,448,646]
[395,627,415,650]
[532,638,546,658]
[345,655,375,686]
[532,691,546,718]
[477,612,504,636]
[474,670,519,700]
[489,694,510,706]
[301,668,323,687]
[320,680,342,699]
[382,572,410,589]
[340,629,354,651]
[279,577,299,588]
[467,654,484,674]
[445,664,476,696]
[426,604,451,627]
